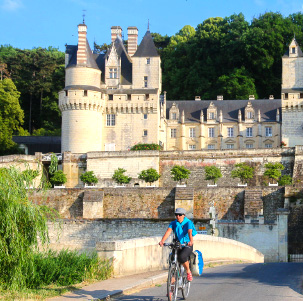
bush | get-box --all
[231,163,254,184]
[80,171,98,185]
[204,166,222,184]
[264,162,284,184]
[170,165,191,184]
[112,168,131,185]
[138,168,160,185]
[50,170,67,186]
[130,143,161,151]
[278,175,293,186]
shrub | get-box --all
[170,165,191,184]
[112,168,131,185]
[264,162,284,184]
[278,175,293,186]
[50,170,67,186]
[130,143,161,151]
[204,166,222,184]
[80,171,98,185]
[138,168,160,185]
[231,163,254,184]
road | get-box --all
[112,263,303,301]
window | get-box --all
[208,144,215,150]
[106,114,115,126]
[65,90,68,96]
[300,93,303,99]
[127,94,131,101]
[208,128,214,138]
[292,47,296,54]
[171,129,177,138]
[143,114,148,120]
[84,90,88,97]
[144,76,148,88]
[146,58,150,64]
[189,128,196,138]
[285,93,288,100]
[226,144,234,149]
[209,112,215,119]
[145,94,150,101]
[227,127,234,137]
[189,145,196,150]
[265,127,272,137]
[265,144,272,148]
[109,68,117,79]
[246,127,253,137]
[246,144,253,149]
[247,111,253,119]
[171,113,177,120]
[108,94,113,101]
[143,130,148,137]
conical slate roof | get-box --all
[132,30,159,57]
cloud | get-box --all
[1,0,23,11]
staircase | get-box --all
[244,188,263,218]
[175,187,194,200]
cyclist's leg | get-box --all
[177,246,193,281]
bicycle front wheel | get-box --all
[167,264,178,301]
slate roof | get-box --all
[132,30,159,57]
[281,88,303,93]
[166,99,282,123]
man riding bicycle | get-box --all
[159,207,197,282]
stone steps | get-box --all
[175,187,194,200]
[244,188,263,217]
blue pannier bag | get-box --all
[190,250,204,276]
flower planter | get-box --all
[84,183,96,188]
[146,185,156,188]
[176,184,186,187]
[207,184,217,187]
[269,183,278,186]
[54,185,65,189]
[237,183,247,187]
[115,185,126,188]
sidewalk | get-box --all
[47,270,168,301]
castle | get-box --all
[59,23,302,152]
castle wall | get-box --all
[282,57,303,89]
[65,67,101,88]
[282,110,303,147]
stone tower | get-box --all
[59,23,162,153]
[281,37,303,147]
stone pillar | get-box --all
[83,190,104,219]
[277,208,290,262]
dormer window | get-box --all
[172,113,177,120]
[292,47,296,54]
[247,111,253,119]
[209,112,215,119]
[109,68,117,79]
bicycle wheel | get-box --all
[167,264,178,301]
[181,276,191,299]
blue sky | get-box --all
[1,0,302,51]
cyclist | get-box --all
[159,207,196,281]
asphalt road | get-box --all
[112,263,303,301]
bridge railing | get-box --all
[96,235,264,277]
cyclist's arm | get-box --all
[159,227,172,246]
[187,229,193,246]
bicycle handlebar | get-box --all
[163,242,187,249]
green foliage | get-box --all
[170,165,191,184]
[48,153,58,175]
[231,163,254,184]
[130,143,161,150]
[50,170,67,186]
[204,166,222,184]
[80,171,98,185]
[25,249,112,288]
[264,162,284,183]
[0,78,24,155]
[112,168,131,185]
[278,175,293,186]
[138,168,161,185]
[0,166,51,289]
[32,127,61,136]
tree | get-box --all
[0,78,24,155]
[138,168,160,186]
[204,166,222,185]
[231,163,254,184]
[50,170,67,186]
[112,168,131,185]
[278,175,293,186]
[170,165,191,184]
[263,162,284,184]
[80,171,98,185]
[0,166,51,289]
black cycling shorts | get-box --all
[177,245,193,264]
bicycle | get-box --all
[164,241,191,301]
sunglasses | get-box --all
[175,213,184,217]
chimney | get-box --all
[269,95,274,100]
[217,95,223,101]
[127,26,138,56]
[77,23,88,65]
[249,95,255,100]
[195,96,201,101]
[111,26,122,43]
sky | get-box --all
[0,0,302,51]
